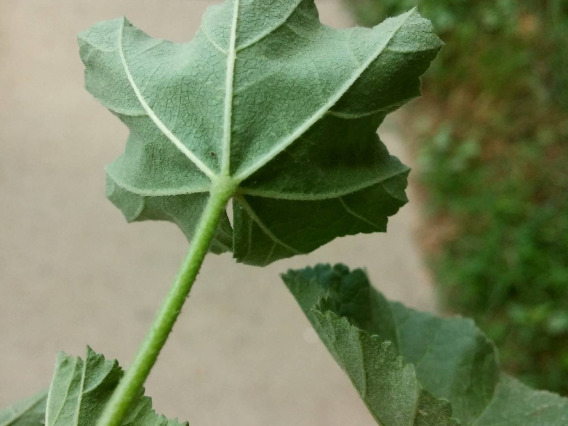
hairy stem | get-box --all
[98,178,236,426]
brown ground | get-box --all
[0,1,434,424]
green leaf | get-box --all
[78,1,442,265]
[0,390,47,426]
[44,347,187,426]
[282,264,568,425]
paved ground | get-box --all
[0,1,435,425]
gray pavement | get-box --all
[0,1,434,425]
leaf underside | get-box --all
[79,0,442,265]
[282,264,568,425]
[0,348,187,426]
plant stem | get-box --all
[98,178,236,426]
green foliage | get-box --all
[0,348,187,426]
[346,0,568,393]
[78,1,441,266]
[283,264,568,425]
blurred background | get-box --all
[346,0,568,395]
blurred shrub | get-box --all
[345,0,568,393]
[419,122,568,392]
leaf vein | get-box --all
[106,170,210,197]
[117,19,217,180]
[339,197,381,230]
[237,196,301,255]
[199,29,228,55]
[357,331,368,399]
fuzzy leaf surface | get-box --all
[79,1,441,265]
[282,264,568,425]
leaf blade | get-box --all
[79,2,442,265]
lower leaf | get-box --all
[0,348,188,426]
[282,264,568,425]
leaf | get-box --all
[282,264,568,425]
[44,347,187,426]
[78,1,442,265]
[0,390,47,426]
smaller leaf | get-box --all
[44,347,187,426]
[0,390,47,426]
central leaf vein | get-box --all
[72,357,88,426]
[220,0,241,176]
